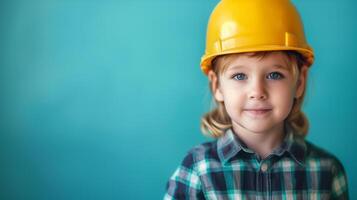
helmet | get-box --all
[200,0,314,75]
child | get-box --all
[164,0,348,199]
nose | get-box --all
[248,78,267,100]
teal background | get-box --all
[0,0,355,199]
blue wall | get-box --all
[0,0,355,199]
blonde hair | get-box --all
[200,51,309,138]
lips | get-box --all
[243,108,272,116]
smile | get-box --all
[243,109,272,117]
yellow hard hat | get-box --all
[200,0,314,75]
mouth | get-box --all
[243,109,272,116]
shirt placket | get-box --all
[256,160,271,200]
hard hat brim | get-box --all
[200,46,314,75]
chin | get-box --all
[245,127,273,134]
[234,120,281,134]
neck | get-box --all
[232,122,285,159]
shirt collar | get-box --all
[217,124,307,166]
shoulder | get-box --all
[304,140,349,198]
[304,140,346,174]
[180,140,220,169]
[164,142,215,199]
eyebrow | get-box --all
[272,64,290,70]
[225,65,246,72]
[226,63,289,72]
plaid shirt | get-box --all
[164,125,349,199]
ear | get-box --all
[208,70,224,102]
[295,65,308,98]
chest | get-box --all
[198,159,333,200]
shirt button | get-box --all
[261,163,268,172]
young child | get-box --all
[165,0,348,199]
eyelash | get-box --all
[232,72,285,80]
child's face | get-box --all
[208,51,307,134]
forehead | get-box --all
[216,51,293,74]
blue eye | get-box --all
[233,73,247,80]
[267,72,284,80]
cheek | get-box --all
[223,93,244,116]
[271,86,296,112]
